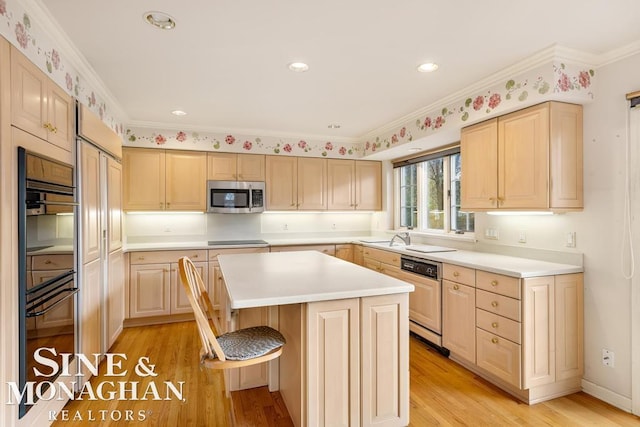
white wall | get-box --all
[477,52,640,409]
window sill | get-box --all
[389,229,477,243]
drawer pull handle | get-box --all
[453,271,460,277]
[491,322,498,328]
[491,337,499,344]
[491,301,499,308]
[44,260,52,264]
[491,280,498,286]
[453,284,460,290]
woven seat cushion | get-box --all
[216,326,286,361]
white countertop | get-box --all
[362,242,583,278]
[217,251,414,309]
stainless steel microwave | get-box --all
[207,180,265,213]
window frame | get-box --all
[393,148,475,236]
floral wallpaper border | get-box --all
[0,0,126,135]
[1,0,598,159]
[124,127,363,159]
[363,61,595,155]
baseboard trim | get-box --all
[582,379,633,413]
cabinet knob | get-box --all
[167,202,171,207]
[290,203,296,207]
[491,301,499,308]
[491,280,498,286]
[491,337,499,344]
[392,258,398,262]
[453,284,460,290]
[44,260,52,264]
[453,271,460,278]
[138,257,145,261]
[164,269,169,273]
[193,254,199,258]
[491,322,498,328]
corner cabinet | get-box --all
[461,102,583,211]
[122,148,207,211]
[10,46,73,152]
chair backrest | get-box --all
[178,256,227,362]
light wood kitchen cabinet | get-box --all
[362,246,403,279]
[307,298,360,427]
[227,306,271,391]
[80,258,102,379]
[123,148,206,211]
[335,244,354,262]
[265,156,327,210]
[81,143,101,264]
[353,244,364,266]
[442,279,476,364]
[270,244,335,256]
[107,157,123,251]
[128,250,208,318]
[106,249,125,350]
[522,275,555,389]
[461,102,583,211]
[207,152,265,181]
[327,159,382,210]
[10,46,73,152]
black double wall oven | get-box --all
[17,147,78,418]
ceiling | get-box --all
[36,0,640,141]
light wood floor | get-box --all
[53,322,640,426]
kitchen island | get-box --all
[217,250,414,427]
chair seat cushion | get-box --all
[217,326,286,361]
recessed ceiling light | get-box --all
[288,62,309,72]
[327,124,341,129]
[144,11,176,30]
[171,110,187,116]
[417,62,439,73]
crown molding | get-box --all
[22,0,129,124]
[359,44,598,141]
[596,39,640,68]
[127,120,361,145]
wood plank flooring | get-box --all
[52,322,640,426]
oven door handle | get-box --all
[26,288,78,317]
[30,200,79,207]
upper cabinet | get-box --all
[207,153,265,181]
[265,156,328,210]
[327,159,382,210]
[123,148,207,211]
[10,46,73,152]
[461,102,583,211]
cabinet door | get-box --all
[81,143,101,264]
[476,328,521,388]
[106,249,125,351]
[408,275,441,334]
[335,244,354,263]
[123,148,166,210]
[550,102,583,209]
[228,307,270,391]
[498,103,549,209]
[47,83,73,151]
[461,118,498,209]
[361,294,409,427]
[442,280,476,363]
[327,159,355,210]
[208,262,223,311]
[307,298,360,427]
[297,157,327,210]
[80,259,102,379]
[10,46,48,141]
[555,273,584,381]
[172,261,208,314]
[165,150,207,211]
[353,245,364,266]
[237,154,265,181]
[207,152,237,180]
[355,161,382,210]
[129,263,171,318]
[522,276,555,388]
[32,270,74,329]
[107,157,123,251]
[265,155,297,210]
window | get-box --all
[395,149,474,234]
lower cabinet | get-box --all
[227,307,270,391]
[335,244,354,262]
[127,250,207,319]
[80,259,102,380]
[442,279,476,363]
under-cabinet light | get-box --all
[126,211,204,215]
[486,211,554,216]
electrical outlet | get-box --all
[283,223,288,231]
[484,227,499,240]
[602,348,615,367]
[518,231,527,243]
[566,231,576,248]
[332,223,336,230]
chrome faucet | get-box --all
[390,232,411,246]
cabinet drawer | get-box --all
[476,328,521,388]
[270,244,335,256]
[476,271,520,299]
[129,250,207,265]
[443,263,475,286]
[361,247,401,267]
[476,289,521,321]
[208,247,268,260]
[32,254,74,270]
[476,308,521,344]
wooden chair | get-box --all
[178,256,285,369]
